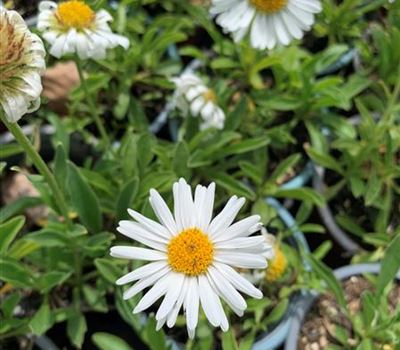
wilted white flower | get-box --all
[37,1,129,59]
[0,9,45,122]
[171,73,225,130]
[210,0,322,50]
[111,178,270,338]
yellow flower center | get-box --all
[167,228,214,276]
[250,0,288,13]
[265,245,287,282]
[56,1,95,29]
[202,89,217,103]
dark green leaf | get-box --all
[0,216,25,253]
[92,332,133,350]
[68,162,102,233]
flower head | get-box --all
[110,178,269,338]
[171,73,225,130]
[210,0,322,50]
[37,1,129,59]
[262,230,287,282]
[0,9,45,122]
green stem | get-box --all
[0,113,72,228]
[75,58,110,148]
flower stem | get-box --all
[75,58,110,148]
[0,113,72,228]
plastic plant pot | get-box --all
[284,263,400,350]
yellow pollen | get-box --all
[265,245,287,282]
[250,0,288,13]
[56,1,95,30]
[167,228,214,276]
[202,89,217,103]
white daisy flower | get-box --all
[37,1,129,59]
[210,0,322,50]
[171,73,225,130]
[0,9,46,122]
[111,178,269,338]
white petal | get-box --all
[117,223,167,251]
[123,265,170,300]
[156,273,185,320]
[185,277,200,330]
[116,261,168,285]
[214,235,265,249]
[127,208,171,239]
[209,196,245,238]
[213,215,261,242]
[149,189,177,235]
[207,267,246,315]
[110,246,166,261]
[213,262,262,299]
[133,272,172,313]
[215,251,267,269]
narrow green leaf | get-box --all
[30,300,54,336]
[116,178,139,220]
[0,257,34,287]
[68,162,102,233]
[306,255,347,309]
[210,172,256,200]
[274,188,325,207]
[306,148,344,174]
[376,235,400,299]
[0,197,42,223]
[0,216,25,253]
[92,332,133,350]
[67,312,87,349]
[94,258,120,284]
[221,329,239,350]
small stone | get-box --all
[310,342,320,350]
[319,336,328,348]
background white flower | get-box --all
[0,9,45,122]
[111,178,270,338]
[171,73,225,130]
[37,1,129,59]
[210,0,322,50]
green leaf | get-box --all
[92,332,133,350]
[54,143,68,193]
[0,257,34,287]
[0,197,42,223]
[67,312,87,349]
[273,188,325,207]
[30,300,54,335]
[142,318,167,350]
[0,143,23,158]
[94,258,120,284]
[213,136,269,159]
[306,148,344,174]
[225,97,246,131]
[68,162,102,233]
[209,172,256,200]
[0,215,25,253]
[26,229,69,247]
[221,329,239,350]
[263,298,289,325]
[376,234,400,299]
[116,178,139,221]
[36,271,72,294]
[173,141,191,178]
[306,255,347,309]
[269,154,301,182]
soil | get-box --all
[298,276,400,350]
